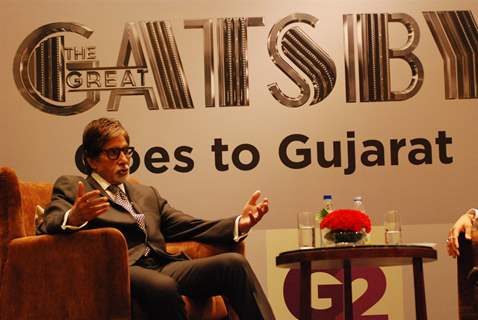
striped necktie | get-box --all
[108,184,150,255]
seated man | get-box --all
[446,209,477,258]
[39,117,275,320]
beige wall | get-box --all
[1,1,475,318]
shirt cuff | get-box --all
[233,215,248,242]
[61,209,88,230]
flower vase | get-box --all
[319,227,331,247]
[324,229,366,246]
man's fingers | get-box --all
[449,228,458,249]
[448,246,458,258]
[447,226,460,251]
[248,213,255,222]
[84,194,108,205]
[93,204,110,217]
[452,237,460,252]
[453,246,459,257]
[447,245,453,257]
[81,190,103,204]
[248,190,261,205]
[89,199,110,209]
[447,236,459,258]
[247,210,256,224]
[74,188,109,221]
[79,200,110,221]
[77,181,85,198]
[257,203,267,217]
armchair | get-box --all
[0,167,241,320]
[457,232,478,320]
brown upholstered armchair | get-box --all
[0,167,241,320]
[457,232,478,320]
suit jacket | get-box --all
[40,175,237,265]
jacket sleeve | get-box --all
[151,186,237,244]
[39,175,84,234]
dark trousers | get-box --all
[130,252,275,320]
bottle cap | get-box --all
[353,196,363,201]
[323,195,332,200]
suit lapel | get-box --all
[124,182,157,233]
[123,182,143,213]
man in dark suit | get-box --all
[40,118,275,320]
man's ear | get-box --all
[85,156,96,171]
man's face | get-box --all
[87,135,130,185]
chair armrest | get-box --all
[467,267,478,285]
[0,228,130,320]
[166,241,245,259]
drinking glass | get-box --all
[384,210,401,245]
[297,211,315,249]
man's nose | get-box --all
[117,150,130,163]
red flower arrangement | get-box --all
[320,209,372,233]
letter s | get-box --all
[267,13,336,107]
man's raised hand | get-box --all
[239,191,270,234]
[68,181,110,226]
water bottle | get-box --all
[352,196,365,212]
[323,195,333,215]
[316,195,333,247]
[353,196,369,243]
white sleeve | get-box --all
[233,215,248,242]
[61,209,88,230]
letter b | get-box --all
[343,13,423,102]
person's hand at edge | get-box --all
[447,209,475,258]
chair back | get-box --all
[0,167,52,278]
[457,232,478,320]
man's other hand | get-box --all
[68,181,110,226]
[239,190,269,235]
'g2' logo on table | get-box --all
[283,267,389,319]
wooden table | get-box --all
[276,245,437,320]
